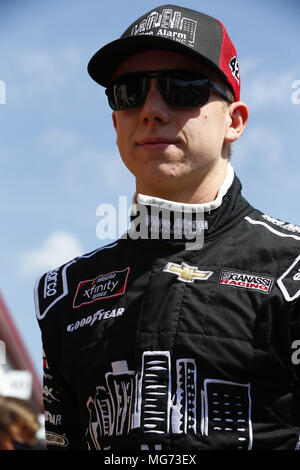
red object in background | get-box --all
[0,290,43,413]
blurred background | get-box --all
[0,0,299,421]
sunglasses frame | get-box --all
[105,69,233,111]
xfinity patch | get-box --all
[72,267,130,309]
[219,270,274,294]
[277,255,300,302]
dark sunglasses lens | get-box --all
[161,78,210,107]
[107,78,147,110]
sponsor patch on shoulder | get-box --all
[219,270,274,294]
[72,267,130,309]
[277,255,300,302]
[35,261,76,320]
[262,214,300,234]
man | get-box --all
[0,396,41,450]
[35,4,300,450]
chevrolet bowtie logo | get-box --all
[163,262,213,283]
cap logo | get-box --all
[131,8,197,47]
[229,56,240,83]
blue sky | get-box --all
[0,0,299,379]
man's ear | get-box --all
[224,101,249,143]
[112,111,117,131]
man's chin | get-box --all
[136,170,193,198]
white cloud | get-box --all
[239,57,263,77]
[19,46,83,86]
[6,46,85,105]
[64,147,134,194]
[232,125,284,171]
[37,127,134,195]
[241,58,299,109]
[18,231,83,277]
[39,128,80,153]
[232,126,291,186]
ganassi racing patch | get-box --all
[73,267,130,309]
[219,270,274,294]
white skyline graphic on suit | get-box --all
[85,351,252,450]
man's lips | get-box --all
[137,137,180,149]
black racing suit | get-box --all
[35,172,300,450]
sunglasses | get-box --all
[105,69,232,111]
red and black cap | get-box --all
[88,4,240,101]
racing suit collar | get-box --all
[135,163,235,214]
[128,164,252,245]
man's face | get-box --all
[112,50,233,202]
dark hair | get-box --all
[0,404,12,433]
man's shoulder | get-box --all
[34,240,122,323]
[244,209,300,242]
[243,210,300,303]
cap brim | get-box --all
[87,35,227,88]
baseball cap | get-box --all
[88,4,240,101]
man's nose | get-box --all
[139,78,170,125]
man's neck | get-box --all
[136,162,234,213]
